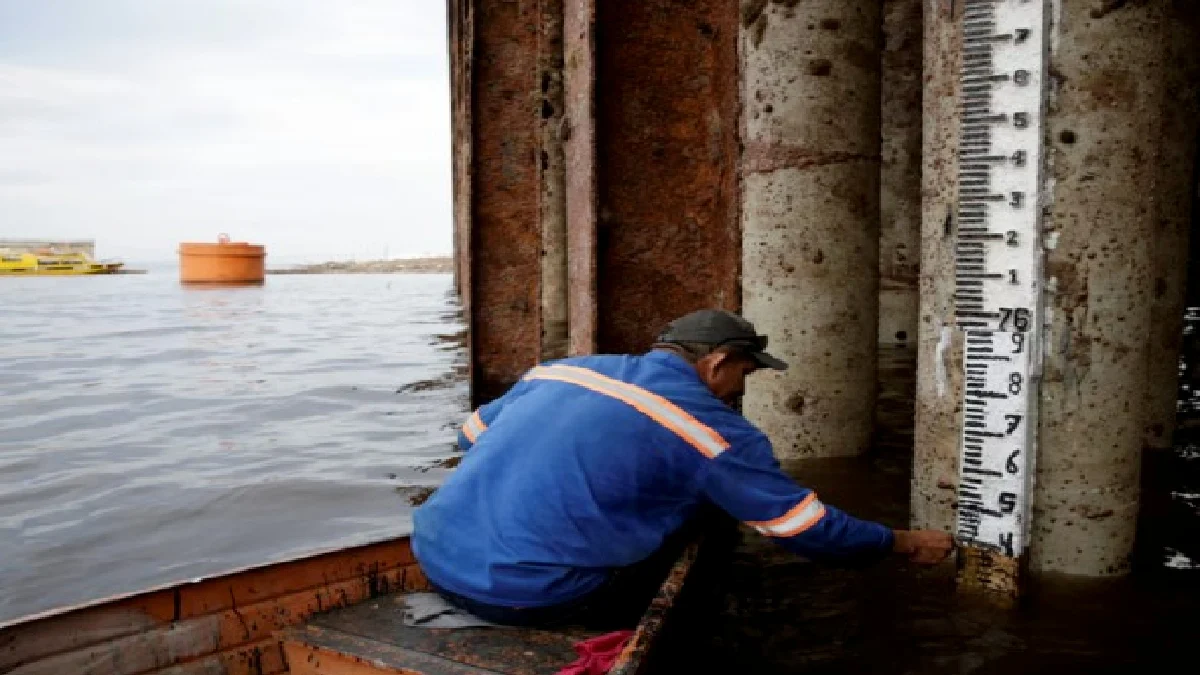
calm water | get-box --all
[684,348,1200,674]
[0,272,466,624]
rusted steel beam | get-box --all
[457,0,545,405]
[563,0,598,356]
[593,0,742,354]
[538,0,570,362]
[456,1,740,381]
[449,0,473,303]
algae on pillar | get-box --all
[740,0,883,459]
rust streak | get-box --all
[229,587,252,643]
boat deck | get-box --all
[278,542,704,675]
[282,598,599,675]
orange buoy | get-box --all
[179,234,266,285]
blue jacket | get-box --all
[412,351,895,608]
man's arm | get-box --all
[698,436,951,566]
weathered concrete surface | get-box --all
[915,0,1189,577]
[459,0,544,405]
[1031,0,1176,576]
[741,1,883,459]
[594,0,741,353]
[878,0,922,350]
[538,0,569,362]
[564,0,598,356]
[1143,4,1200,454]
[911,0,962,533]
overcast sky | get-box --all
[0,0,451,264]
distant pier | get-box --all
[267,257,452,275]
[0,239,95,257]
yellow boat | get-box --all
[0,250,124,275]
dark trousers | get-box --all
[431,543,681,630]
[431,523,704,630]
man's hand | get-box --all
[892,529,954,565]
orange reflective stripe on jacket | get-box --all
[746,492,826,537]
[522,364,730,459]
[462,410,487,443]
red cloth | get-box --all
[555,630,635,675]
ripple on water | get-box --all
[0,273,467,623]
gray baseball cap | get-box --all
[657,309,788,371]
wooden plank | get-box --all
[146,639,287,675]
[285,540,710,675]
[283,627,505,675]
[306,596,592,675]
[8,566,421,675]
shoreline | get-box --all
[266,257,452,275]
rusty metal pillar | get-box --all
[449,0,473,301]
[453,1,742,393]
[740,1,884,459]
[538,0,570,362]
[593,1,742,353]
[564,0,598,356]
[452,0,560,405]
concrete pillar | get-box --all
[1137,7,1199,572]
[910,0,961,539]
[915,0,1187,577]
[1030,0,1176,576]
[593,0,741,353]
[740,1,883,459]
[879,0,922,350]
[1143,5,1200,455]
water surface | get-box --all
[0,272,466,623]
